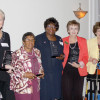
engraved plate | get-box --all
[50,41,59,58]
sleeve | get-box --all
[11,52,25,78]
[35,36,40,49]
[38,53,44,74]
[59,37,64,62]
[35,49,44,74]
[78,39,89,76]
[5,32,11,50]
[86,39,97,74]
[81,39,89,65]
[10,52,29,90]
[7,33,11,50]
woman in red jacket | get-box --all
[62,20,88,100]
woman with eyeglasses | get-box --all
[35,17,64,100]
[7,32,44,100]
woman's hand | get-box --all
[38,71,45,79]
[68,62,80,68]
[56,54,65,60]
[5,65,14,74]
[23,72,36,79]
[88,57,98,64]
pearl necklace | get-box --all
[27,50,33,56]
[69,42,76,49]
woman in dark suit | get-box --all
[0,9,14,100]
[35,17,64,100]
[62,20,88,100]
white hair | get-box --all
[0,9,5,20]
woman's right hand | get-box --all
[88,57,98,64]
[23,72,36,79]
[5,65,14,74]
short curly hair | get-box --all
[22,32,35,42]
[67,20,80,34]
[93,22,100,36]
[44,17,59,31]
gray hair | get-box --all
[0,9,5,20]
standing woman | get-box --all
[87,22,100,74]
[35,17,64,100]
[62,20,88,100]
[0,9,14,100]
[86,22,100,99]
[9,32,44,100]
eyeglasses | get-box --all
[25,39,35,42]
[47,25,57,29]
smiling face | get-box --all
[0,14,4,29]
[23,36,35,52]
[68,25,79,36]
[95,28,100,38]
[45,23,57,36]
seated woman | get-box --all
[6,32,44,100]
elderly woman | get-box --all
[35,17,64,100]
[87,22,100,74]
[0,9,15,100]
[86,22,100,99]
[9,32,44,100]
[62,20,88,100]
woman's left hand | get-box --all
[68,62,80,68]
[56,54,65,60]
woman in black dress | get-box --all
[0,9,15,100]
[35,17,64,100]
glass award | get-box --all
[0,50,13,71]
[50,41,59,58]
[69,48,79,64]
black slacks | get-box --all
[0,71,15,100]
[62,69,84,100]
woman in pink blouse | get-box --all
[7,32,44,100]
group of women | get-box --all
[0,9,100,100]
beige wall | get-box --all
[0,0,89,51]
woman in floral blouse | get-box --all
[7,32,44,100]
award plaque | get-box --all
[69,48,79,64]
[50,41,59,58]
[0,50,13,71]
[69,55,79,63]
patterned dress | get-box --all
[10,46,43,100]
[35,32,63,100]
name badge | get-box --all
[1,43,9,47]
[59,41,63,46]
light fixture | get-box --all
[73,3,88,19]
